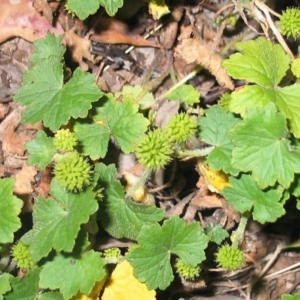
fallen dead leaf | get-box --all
[64,28,95,71]
[90,17,161,48]
[14,163,37,194]
[174,27,234,90]
[102,260,156,300]
[0,0,63,44]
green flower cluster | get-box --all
[135,113,196,169]
[219,92,232,111]
[54,151,91,192]
[11,241,35,270]
[166,113,197,143]
[103,248,121,258]
[53,129,77,152]
[175,258,201,280]
[279,8,300,39]
[215,244,244,271]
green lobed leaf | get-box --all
[281,294,300,300]
[38,292,64,300]
[30,33,65,64]
[0,273,12,300]
[74,121,109,160]
[223,37,300,138]
[99,0,123,16]
[15,55,102,132]
[114,85,155,110]
[275,84,300,138]
[26,131,56,169]
[96,163,165,240]
[204,223,229,245]
[167,84,201,105]
[39,232,105,300]
[229,103,300,189]
[198,105,240,175]
[21,179,98,262]
[223,37,290,86]
[67,0,100,19]
[5,267,40,300]
[222,174,285,224]
[229,85,274,117]
[127,215,209,290]
[74,95,149,160]
[0,178,23,244]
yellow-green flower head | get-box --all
[12,241,35,270]
[54,152,91,192]
[215,244,244,271]
[135,129,173,169]
[166,113,197,143]
[279,8,300,39]
[291,58,300,78]
[54,129,77,152]
[219,92,232,111]
[103,248,121,258]
[175,258,201,280]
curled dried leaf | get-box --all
[175,28,234,90]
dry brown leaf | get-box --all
[90,17,161,48]
[33,0,53,24]
[14,163,37,194]
[174,27,234,90]
[0,0,63,44]
[35,166,52,198]
[64,28,95,71]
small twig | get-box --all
[246,243,285,298]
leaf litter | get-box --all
[1,0,300,299]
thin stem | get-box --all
[178,146,215,158]
[232,213,249,248]
[125,168,152,199]
[160,66,202,99]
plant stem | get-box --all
[125,168,152,199]
[232,213,249,248]
[178,146,215,158]
[160,66,202,99]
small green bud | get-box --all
[175,258,201,280]
[54,152,92,192]
[53,129,77,152]
[291,58,300,78]
[103,248,121,258]
[11,241,35,270]
[219,92,232,111]
[166,113,197,143]
[279,8,300,39]
[215,244,244,271]
[135,129,173,169]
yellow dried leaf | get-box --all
[198,162,231,193]
[102,260,156,300]
[148,0,170,20]
[73,278,107,300]
[123,171,155,205]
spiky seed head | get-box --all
[215,244,244,271]
[135,129,173,169]
[166,113,197,143]
[175,258,201,280]
[53,129,77,152]
[54,152,91,192]
[279,8,300,39]
[11,241,35,270]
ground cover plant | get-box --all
[1,0,300,299]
